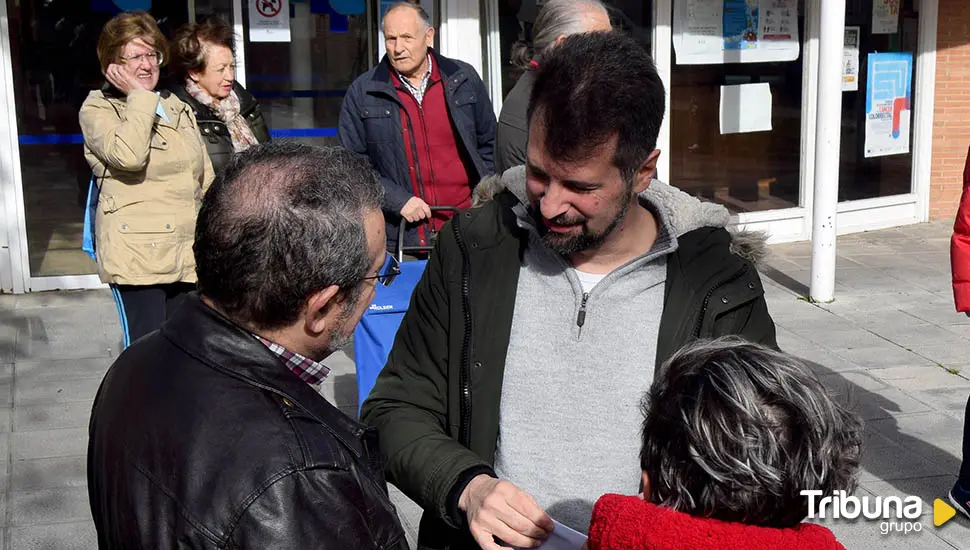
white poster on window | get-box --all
[843,26,860,92]
[673,0,800,65]
[720,83,773,134]
[249,0,291,43]
[872,0,900,34]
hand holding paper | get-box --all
[459,474,554,549]
[534,519,588,550]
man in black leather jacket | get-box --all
[87,143,409,549]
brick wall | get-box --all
[931,0,970,219]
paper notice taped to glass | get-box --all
[529,519,587,550]
[719,83,773,134]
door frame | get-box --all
[0,0,32,294]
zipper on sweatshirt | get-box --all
[452,215,474,448]
[576,292,590,328]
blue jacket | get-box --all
[338,51,496,249]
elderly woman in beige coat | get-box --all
[80,11,213,344]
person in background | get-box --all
[169,18,270,174]
[87,143,408,549]
[79,11,213,344]
[946,146,970,519]
[494,0,612,173]
[586,338,861,549]
[339,2,496,251]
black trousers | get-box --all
[961,394,970,486]
[113,283,195,344]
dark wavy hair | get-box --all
[194,143,383,331]
[528,31,665,184]
[641,338,863,528]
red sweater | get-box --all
[391,55,471,245]
[951,145,970,312]
[588,494,845,550]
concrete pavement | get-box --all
[0,219,968,548]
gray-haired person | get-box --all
[587,338,862,549]
[494,0,612,173]
[87,143,408,549]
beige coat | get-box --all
[80,89,214,285]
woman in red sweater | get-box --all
[587,339,862,550]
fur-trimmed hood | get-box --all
[474,166,767,265]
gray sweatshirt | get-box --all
[491,167,731,533]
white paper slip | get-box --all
[534,519,587,550]
[719,82,773,135]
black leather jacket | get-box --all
[170,81,271,173]
[87,294,408,549]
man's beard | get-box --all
[325,326,354,356]
[311,291,361,359]
[534,195,632,256]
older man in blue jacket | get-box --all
[339,2,496,251]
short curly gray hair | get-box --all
[641,337,862,528]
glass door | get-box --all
[838,0,920,202]
[237,0,374,146]
[668,0,808,213]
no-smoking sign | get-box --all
[250,0,290,42]
[256,0,282,18]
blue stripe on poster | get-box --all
[19,127,339,145]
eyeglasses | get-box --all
[120,51,163,67]
[361,254,401,287]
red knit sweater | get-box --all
[588,494,846,550]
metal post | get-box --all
[232,0,247,88]
[290,2,313,127]
[809,0,846,303]
[653,0,672,183]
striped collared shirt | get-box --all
[396,55,434,104]
[253,334,331,387]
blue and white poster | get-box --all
[723,0,759,50]
[674,0,799,65]
[865,52,913,158]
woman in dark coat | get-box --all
[169,18,269,173]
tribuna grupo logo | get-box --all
[801,490,925,535]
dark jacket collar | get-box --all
[160,294,371,458]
